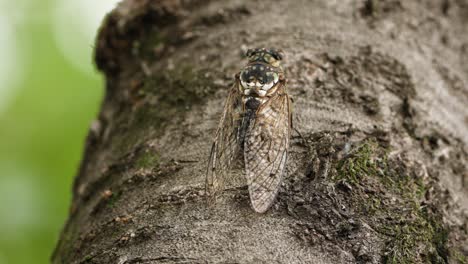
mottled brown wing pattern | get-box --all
[206,82,242,201]
[244,86,291,213]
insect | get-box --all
[206,48,292,213]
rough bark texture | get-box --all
[53,0,468,263]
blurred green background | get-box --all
[0,0,119,263]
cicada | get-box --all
[206,48,292,213]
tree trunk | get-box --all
[52,0,468,263]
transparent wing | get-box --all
[244,85,292,213]
[206,81,242,201]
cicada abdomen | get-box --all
[206,48,292,213]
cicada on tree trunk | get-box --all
[206,48,292,213]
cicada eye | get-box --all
[271,49,284,61]
[246,49,255,57]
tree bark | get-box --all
[53,0,468,263]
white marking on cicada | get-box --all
[244,81,262,88]
[261,81,275,91]
[243,88,267,97]
[242,96,266,104]
[257,90,267,96]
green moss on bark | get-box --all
[136,150,160,169]
[333,140,450,263]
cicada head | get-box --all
[239,48,285,97]
[245,48,284,67]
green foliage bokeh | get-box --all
[0,1,110,263]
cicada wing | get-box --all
[244,89,291,213]
[206,82,242,201]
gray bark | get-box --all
[53,0,468,263]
